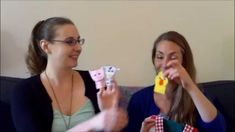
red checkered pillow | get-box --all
[155,115,164,132]
[183,124,198,132]
[149,115,198,132]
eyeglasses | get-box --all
[51,38,85,46]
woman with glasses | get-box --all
[11,17,127,132]
[124,31,226,132]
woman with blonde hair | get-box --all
[125,31,225,132]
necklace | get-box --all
[44,71,74,130]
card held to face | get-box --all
[154,71,168,94]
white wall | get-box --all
[1,1,234,86]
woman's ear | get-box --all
[40,40,51,54]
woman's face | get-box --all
[154,40,183,73]
[48,24,82,69]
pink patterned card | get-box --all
[89,67,105,89]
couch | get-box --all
[1,76,234,132]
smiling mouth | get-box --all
[70,55,79,59]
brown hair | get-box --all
[25,17,74,75]
[152,31,197,125]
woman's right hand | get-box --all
[97,80,120,110]
[140,116,156,132]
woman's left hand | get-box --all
[163,60,196,91]
[97,80,119,110]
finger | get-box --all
[166,60,179,68]
[167,68,178,79]
[106,81,113,91]
[145,122,155,130]
[97,89,102,96]
[163,68,174,79]
[143,117,156,124]
[170,72,180,80]
[141,121,155,132]
[150,115,156,119]
[99,87,105,92]
[106,85,113,93]
[98,88,106,97]
[112,80,118,88]
[107,80,119,93]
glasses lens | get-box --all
[64,39,76,45]
[58,38,85,46]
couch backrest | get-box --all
[1,76,234,132]
[1,76,23,103]
[0,76,23,132]
[199,81,235,131]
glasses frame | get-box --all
[51,38,85,46]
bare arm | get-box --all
[164,60,217,122]
[67,108,127,132]
[186,84,217,122]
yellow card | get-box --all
[154,71,168,94]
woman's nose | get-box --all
[161,59,168,71]
[74,43,81,51]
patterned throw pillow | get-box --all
[150,115,198,132]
